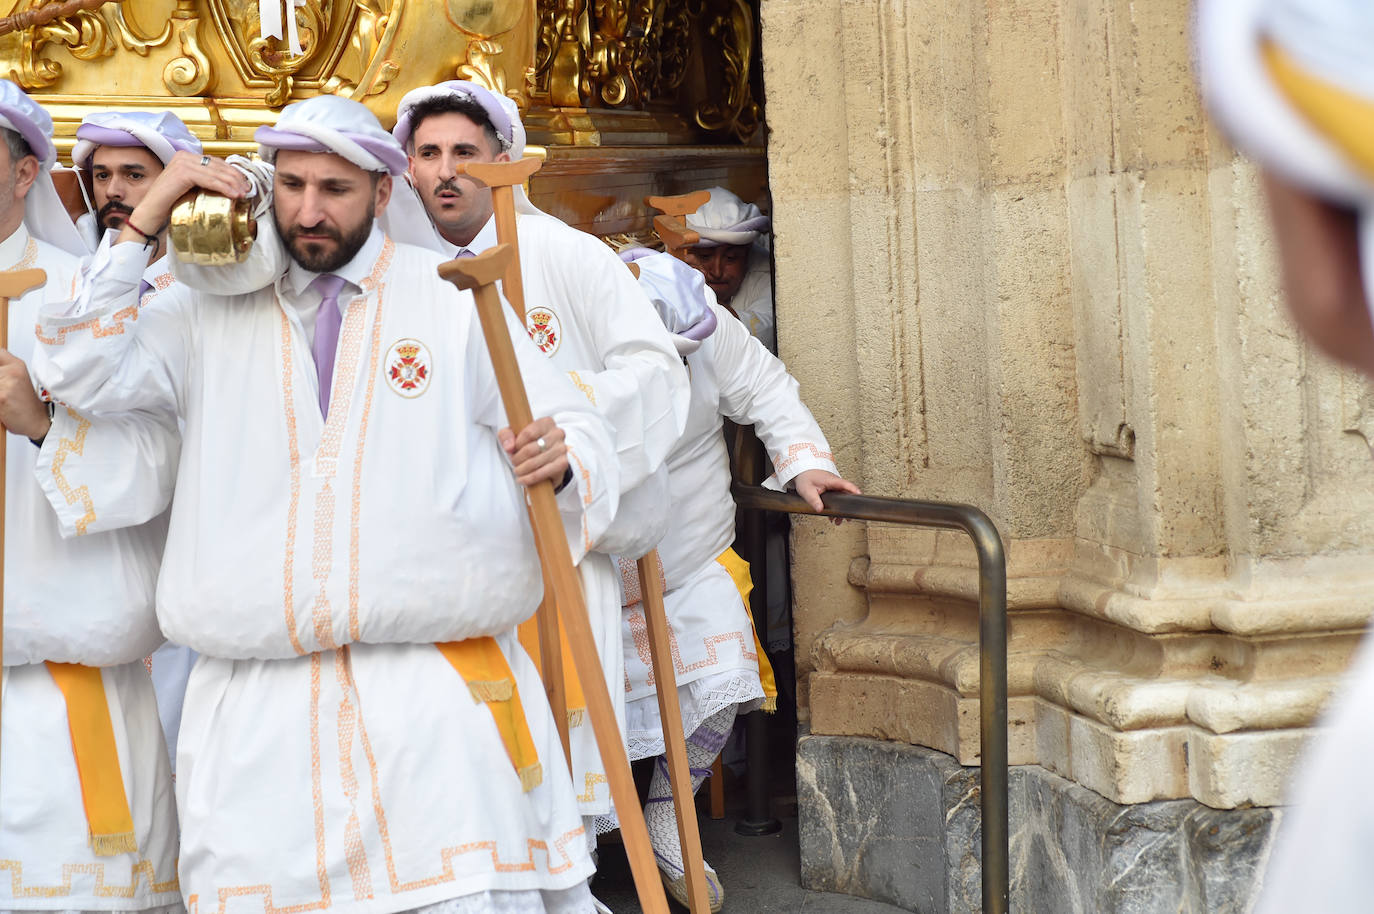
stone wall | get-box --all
[761,0,1374,828]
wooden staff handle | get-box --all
[638,550,712,913]
[0,267,50,823]
[457,158,543,321]
[646,191,710,257]
[440,247,670,914]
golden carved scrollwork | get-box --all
[691,0,759,141]
[530,0,760,141]
[457,39,507,97]
[164,0,211,97]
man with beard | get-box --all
[391,80,689,856]
[0,80,181,914]
[35,94,618,914]
[72,110,202,266]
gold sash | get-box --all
[44,662,137,856]
[435,638,543,792]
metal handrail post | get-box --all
[730,485,1010,914]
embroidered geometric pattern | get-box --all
[47,406,96,534]
[772,441,834,475]
[0,857,178,899]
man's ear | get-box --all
[13,155,39,202]
[373,173,393,215]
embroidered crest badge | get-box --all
[385,338,431,397]
[525,307,562,356]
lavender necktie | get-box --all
[138,279,153,301]
[309,273,347,418]
[457,248,476,258]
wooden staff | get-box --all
[0,0,122,36]
[465,160,712,910]
[619,253,712,911]
[440,246,670,914]
[646,191,711,257]
[459,158,572,762]
[0,267,51,800]
[637,551,712,913]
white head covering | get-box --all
[619,247,718,356]
[392,80,544,216]
[683,186,771,249]
[1197,0,1374,310]
[0,80,89,256]
[71,110,202,171]
[256,94,409,176]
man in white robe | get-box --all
[391,81,689,842]
[617,249,858,909]
[0,79,182,914]
[70,109,204,770]
[680,187,775,352]
[35,94,620,914]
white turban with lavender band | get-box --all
[72,110,202,171]
[682,186,770,248]
[392,80,544,216]
[256,94,409,177]
[0,79,89,255]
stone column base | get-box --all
[797,734,1280,913]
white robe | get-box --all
[34,230,620,914]
[622,303,837,758]
[457,214,689,818]
[1,225,181,912]
[725,249,775,353]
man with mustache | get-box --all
[392,80,689,863]
[71,110,207,774]
[35,93,618,914]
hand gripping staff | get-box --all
[457,158,713,913]
[439,245,671,914]
[0,267,49,806]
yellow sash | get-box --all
[714,548,778,711]
[516,604,588,728]
[44,662,137,856]
[1263,41,1374,181]
[435,638,543,792]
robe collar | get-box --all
[0,222,34,271]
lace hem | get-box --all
[623,669,764,760]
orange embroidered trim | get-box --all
[348,276,387,642]
[308,653,332,906]
[0,857,178,899]
[577,772,608,804]
[626,609,757,689]
[280,310,306,656]
[334,649,375,900]
[772,442,834,475]
[34,301,140,347]
[48,406,96,534]
[5,237,37,272]
[565,445,593,554]
[567,371,596,406]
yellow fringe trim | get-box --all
[761,696,778,713]
[519,762,544,793]
[91,831,138,857]
[466,679,514,703]
[567,708,586,728]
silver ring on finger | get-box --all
[536,437,548,453]
[200,155,211,166]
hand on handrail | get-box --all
[792,469,861,524]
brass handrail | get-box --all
[730,483,1010,914]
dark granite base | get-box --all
[796,735,1278,913]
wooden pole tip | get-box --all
[0,268,47,301]
[463,157,543,188]
[437,244,514,290]
[646,190,711,218]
